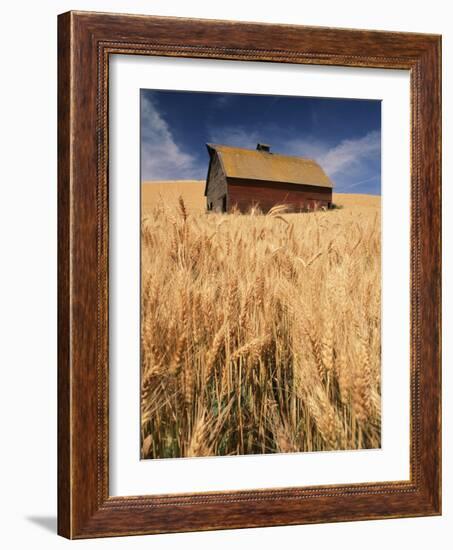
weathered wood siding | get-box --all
[206,153,228,212]
[227,178,332,213]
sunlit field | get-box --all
[141,181,381,459]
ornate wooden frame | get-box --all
[58,11,441,539]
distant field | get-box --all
[141,180,380,214]
[141,179,381,459]
[142,180,206,213]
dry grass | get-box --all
[141,183,381,459]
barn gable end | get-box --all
[205,146,228,212]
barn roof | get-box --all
[206,144,333,189]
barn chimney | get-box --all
[256,143,271,153]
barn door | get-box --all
[222,194,227,213]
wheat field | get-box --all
[141,182,381,459]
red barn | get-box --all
[205,143,333,214]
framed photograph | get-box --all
[58,11,441,538]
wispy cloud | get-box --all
[319,130,381,177]
[339,174,380,191]
[284,130,380,175]
[141,96,202,181]
[208,127,261,149]
[283,130,381,192]
[211,95,234,109]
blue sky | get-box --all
[141,89,381,195]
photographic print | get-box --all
[140,89,381,460]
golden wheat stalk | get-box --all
[140,194,381,458]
